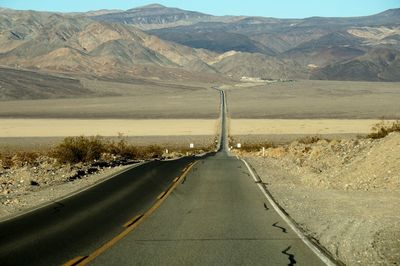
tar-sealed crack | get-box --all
[272,222,287,233]
[282,246,296,265]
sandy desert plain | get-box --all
[0,77,222,151]
[1,79,399,146]
[1,78,400,265]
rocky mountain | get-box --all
[0,5,399,82]
[312,48,400,81]
[0,8,229,81]
[114,5,400,81]
[92,4,216,30]
[211,51,307,79]
[143,8,400,54]
[0,7,307,82]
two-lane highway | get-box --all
[0,89,335,265]
[0,158,196,265]
[89,90,332,265]
[91,152,326,265]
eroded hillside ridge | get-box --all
[0,5,399,81]
[0,9,223,80]
[137,5,400,81]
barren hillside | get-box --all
[0,9,226,81]
[2,5,399,81]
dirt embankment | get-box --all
[238,132,400,265]
[0,155,138,219]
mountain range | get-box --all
[0,4,399,82]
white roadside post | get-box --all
[187,143,194,156]
[262,147,265,157]
[237,143,241,149]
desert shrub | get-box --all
[13,151,40,166]
[367,120,400,139]
[106,138,138,158]
[52,136,106,164]
[105,137,164,159]
[51,135,213,164]
[0,151,40,168]
[138,145,163,159]
[0,152,11,168]
[298,135,322,145]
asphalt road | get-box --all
[0,158,195,266]
[0,90,331,265]
[91,90,328,265]
[92,152,326,265]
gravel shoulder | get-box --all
[238,132,400,265]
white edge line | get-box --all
[241,158,336,266]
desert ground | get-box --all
[0,81,220,119]
[235,132,400,265]
[230,119,386,135]
[0,119,218,153]
[226,80,400,119]
[229,119,390,145]
[1,79,400,265]
[224,80,400,265]
[0,119,217,137]
[0,77,221,150]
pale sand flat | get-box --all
[229,119,392,135]
[0,119,218,137]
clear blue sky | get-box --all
[0,0,399,18]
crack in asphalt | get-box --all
[282,245,297,265]
[273,222,287,233]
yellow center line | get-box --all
[69,161,197,266]
[156,191,167,200]
[62,256,88,266]
[123,214,143,228]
